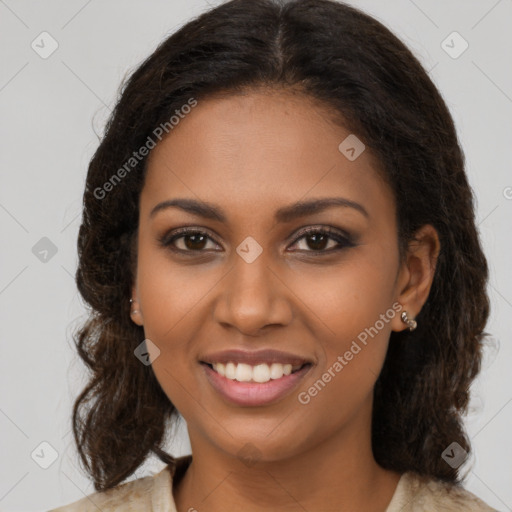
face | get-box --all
[131,89,412,463]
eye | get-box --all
[288,226,355,253]
[159,228,220,253]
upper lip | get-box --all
[200,349,312,367]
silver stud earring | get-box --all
[130,298,139,315]
[401,311,417,331]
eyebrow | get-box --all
[149,197,369,222]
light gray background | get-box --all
[0,1,511,511]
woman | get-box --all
[49,0,497,510]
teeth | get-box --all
[253,363,270,383]
[215,362,226,377]
[211,361,299,383]
[270,363,286,379]
[235,363,253,382]
[225,362,236,379]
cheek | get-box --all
[292,253,398,407]
[136,239,219,339]
[295,248,398,341]
[134,239,231,413]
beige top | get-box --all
[48,455,498,511]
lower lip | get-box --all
[201,363,312,407]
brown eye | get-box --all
[179,233,209,251]
[160,229,220,253]
[289,227,355,254]
[300,232,334,251]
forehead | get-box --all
[141,89,394,225]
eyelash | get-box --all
[158,226,355,256]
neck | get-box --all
[173,410,402,511]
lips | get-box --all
[199,348,313,406]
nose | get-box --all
[212,251,293,336]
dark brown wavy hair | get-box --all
[72,0,490,492]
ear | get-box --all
[130,285,144,326]
[391,224,440,333]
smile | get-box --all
[199,348,314,406]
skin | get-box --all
[130,88,440,512]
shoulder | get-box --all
[386,471,499,512]
[47,465,173,512]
